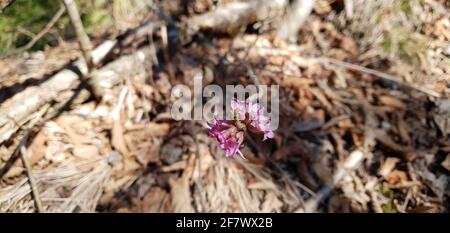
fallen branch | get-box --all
[0,21,160,143]
[323,58,442,98]
[1,47,152,181]
[0,21,160,144]
[181,0,287,42]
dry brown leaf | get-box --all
[407,205,440,213]
[135,141,161,165]
[146,123,170,136]
[55,115,93,145]
[27,131,47,165]
[112,119,129,156]
[339,36,358,56]
[379,157,400,178]
[3,166,24,179]
[314,0,332,15]
[123,157,140,173]
[310,87,333,111]
[261,192,283,212]
[378,95,406,110]
[268,56,285,66]
[396,116,411,145]
[282,76,314,90]
[161,160,187,172]
[73,144,99,160]
[126,123,170,137]
[386,170,408,185]
[169,177,195,213]
[247,181,273,190]
[62,125,92,145]
[136,187,168,212]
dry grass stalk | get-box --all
[0,158,110,213]
[197,151,305,213]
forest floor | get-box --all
[0,0,449,213]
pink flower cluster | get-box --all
[207,98,274,159]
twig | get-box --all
[298,150,365,213]
[19,137,44,213]
[10,6,65,55]
[160,25,175,79]
[63,0,94,71]
[298,101,376,212]
[16,27,36,39]
[322,57,441,98]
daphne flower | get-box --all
[208,98,274,159]
[231,98,274,140]
[207,119,245,159]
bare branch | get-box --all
[8,6,66,55]
[63,0,94,71]
[19,135,44,213]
